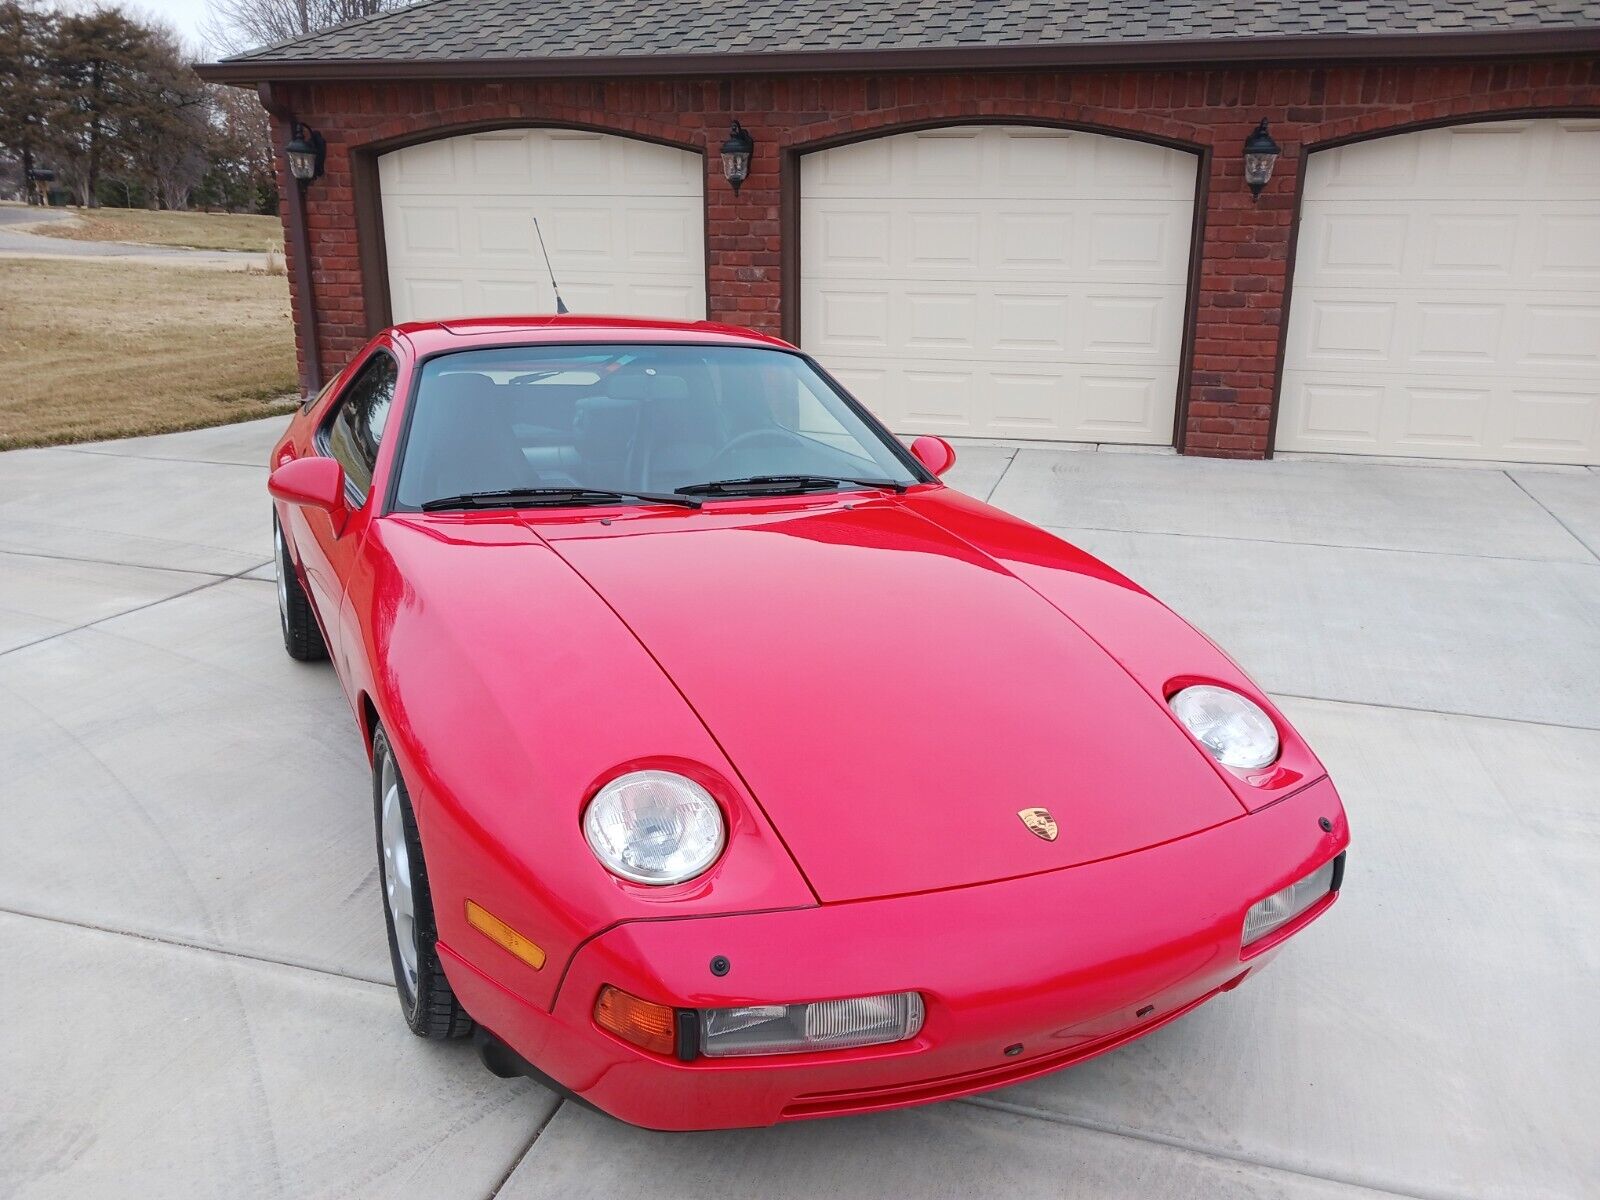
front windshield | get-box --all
[392,343,923,511]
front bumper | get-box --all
[441,777,1348,1130]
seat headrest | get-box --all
[606,373,690,403]
[427,372,501,405]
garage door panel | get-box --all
[822,355,1179,442]
[1439,121,1536,186]
[1281,119,1600,464]
[996,213,1072,270]
[1293,298,1398,365]
[804,280,1183,368]
[1426,213,1521,281]
[379,129,704,323]
[1291,290,1597,383]
[1308,118,1598,201]
[1412,303,1505,367]
[394,278,467,321]
[1520,304,1600,369]
[475,278,546,314]
[1502,388,1600,455]
[389,203,461,255]
[1281,370,1600,461]
[1280,379,1387,447]
[803,198,1187,283]
[1552,121,1600,181]
[627,283,701,321]
[806,127,1193,204]
[1536,212,1600,281]
[1302,201,1600,293]
[475,207,538,255]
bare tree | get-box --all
[204,79,276,211]
[119,26,211,209]
[0,1,57,202]
[49,6,153,206]
[203,0,413,56]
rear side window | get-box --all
[322,352,398,500]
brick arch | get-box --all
[781,104,1209,154]
[352,109,706,157]
[1302,99,1600,153]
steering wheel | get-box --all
[705,427,810,476]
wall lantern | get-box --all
[720,120,754,194]
[1242,119,1281,199]
[285,122,326,185]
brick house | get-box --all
[198,2,1600,463]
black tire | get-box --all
[373,724,473,1039]
[274,514,327,662]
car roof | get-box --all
[390,314,796,356]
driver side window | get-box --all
[321,352,398,502]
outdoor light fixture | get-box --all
[285,122,326,185]
[1243,119,1281,199]
[720,120,754,194]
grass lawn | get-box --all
[32,207,284,253]
[0,258,299,450]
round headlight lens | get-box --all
[583,770,726,885]
[1169,685,1280,770]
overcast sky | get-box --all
[141,0,219,52]
[55,0,224,55]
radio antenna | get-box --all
[532,217,569,314]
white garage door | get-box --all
[1278,119,1600,464]
[800,125,1197,444]
[378,129,705,323]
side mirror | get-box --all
[269,457,347,530]
[908,435,957,478]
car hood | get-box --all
[543,493,1246,903]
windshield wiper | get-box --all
[675,474,908,497]
[421,487,701,512]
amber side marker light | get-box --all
[594,985,677,1056]
[465,900,546,971]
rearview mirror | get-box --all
[908,435,957,478]
[269,457,347,529]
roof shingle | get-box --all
[217,0,1600,68]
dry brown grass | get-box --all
[0,258,299,450]
[32,207,284,253]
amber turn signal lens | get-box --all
[594,985,677,1056]
[465,900,546,971]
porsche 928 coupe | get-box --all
[267,315,1349,1130]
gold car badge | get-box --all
[1018,807,1058,842]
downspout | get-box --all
[258,82,322,398]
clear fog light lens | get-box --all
[583,770,725,885]
[1170,685,1280,769]
[1243,857,1339,946]
[699,991,925,1057]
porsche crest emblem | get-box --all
[1018,807,1058,842]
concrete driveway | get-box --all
[3,421,1597,1199]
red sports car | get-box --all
[268,315,1349,1130]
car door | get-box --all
[293,348,399,675]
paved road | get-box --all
[2,420,1597,1198]
[0,204,271,267]
[0,203,72,227]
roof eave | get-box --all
[194,27,1600,86]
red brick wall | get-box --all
[271,58,1600,457]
